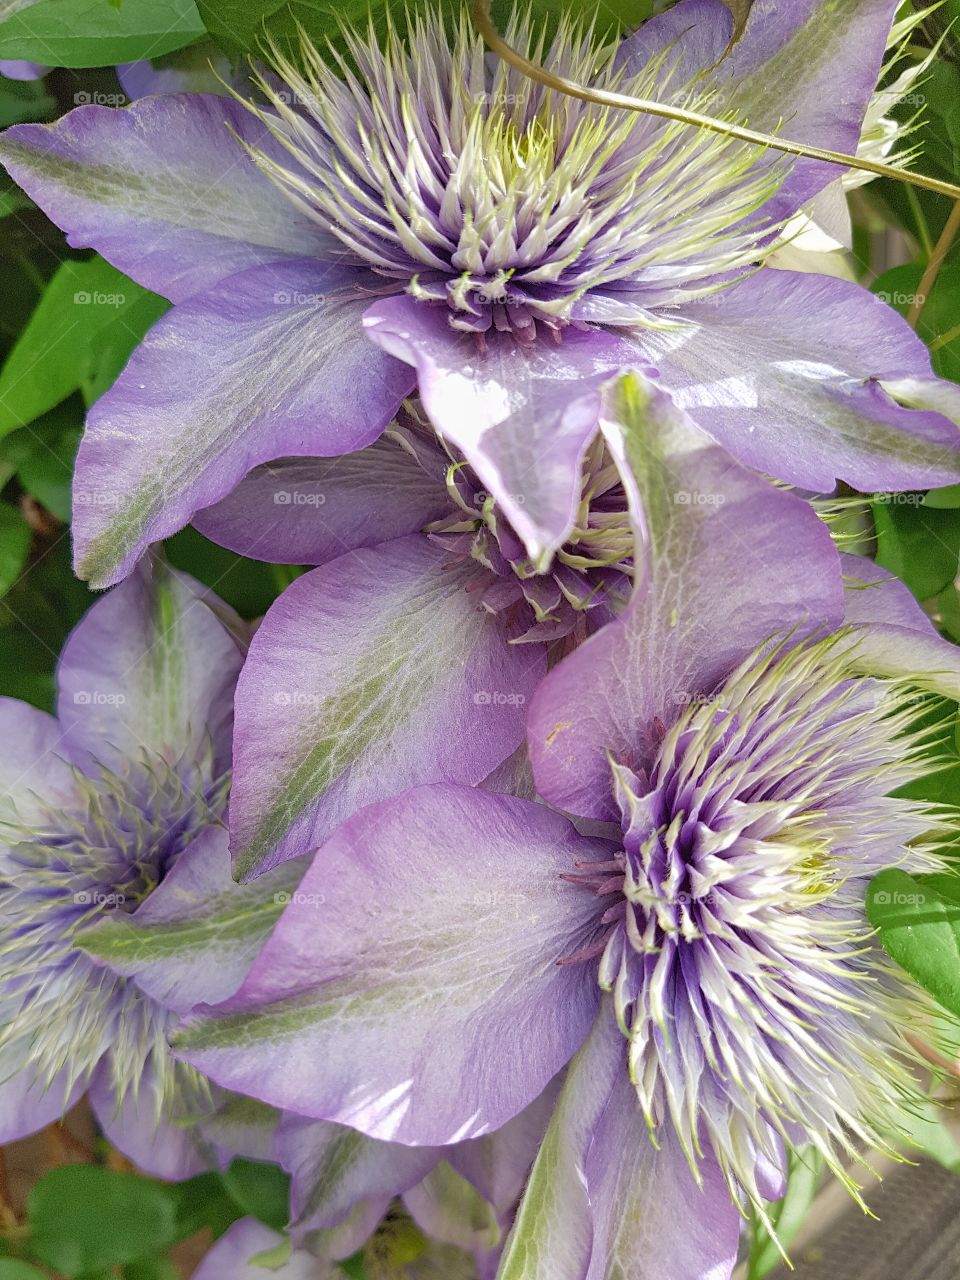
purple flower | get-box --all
[175,392,960,1276]
[193,407,644,878]
[0,557,300,1177]
[1,1,958,590]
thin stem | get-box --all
[0,1148,18,1231]
[471,0,960,201]
[930,319,960,352]
[908,198,960,327]
[905,183,935,261]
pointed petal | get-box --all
[643,273,960,494]
[175,785,611,1145]
[229,537,545,879]
[72,261,413,588]
[0,1053,84,1143]
[500,1012,740,1280]
[56,556,244,776]
[618,0,900,218]
[88,1060,213,1180]
[77,828,306,1015]
[363,296,639,565]
[0,96,325,302]
[529,375,843,820]
[193,440,449,565]
[841,553,960,699]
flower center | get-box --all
[560,636,942,1209]
[244,10,786,344]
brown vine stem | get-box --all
[471,0,960,202]
[0,1149,18,1231]
[908,198,960,328]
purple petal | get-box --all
[88,1060,213,1180]
[78,828,306,1015]
[194,439,450,565]
[175,784,613,1145]
[841,553,960,699]
[72,261,413,588]
[56,556,244,776]
[403,1165,500,1256]
[193,1219,330,1280]
[618,0,899,219]
[363,296,641,566]
[0,61,47,81]
[0,1057,84,1143]
[641,273,960,494]
[277,1114,440,1239]
[529,376,844,820]
[229,536,545,879]
[0,95,326,302]
[0,699,79,827]
[500,1014,739,1280]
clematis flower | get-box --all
[2,2,959,589]
[0,556,302,1178]
[175,386,960,1277]
[192,405,653,877]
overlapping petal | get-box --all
[175,785,612,1144]
[528,375,844,820]
[0,94,327,302]
[229,537,545,879]
[72,261,413,587]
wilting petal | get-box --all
[640,273,960,495]
[56,556,244,776]
[363,295,640,566]
[229,537,545,879]
[529,375,843,820]
[193,1218,332,1280]
[72,261,413,588]
[618,0,899,219]
[78,828,305,1015]
[500,1013,739,1280]
[277,1114,440,1239]
[175,785,612,1144]
[841,553,960,699]
[0,95,325,302]
[194,440,450,565]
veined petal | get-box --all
[72,261,413,588]
[56,556,245,777]
[0,699,79,828]
[363,296,641,567]
[499,1013,740,1280]
[529,374,843,820]
[642,273,960,494]
[277,1114,440,1240]
[0,1055,84,1144]
[618,0,900,219]
[229,537,545,880]
[77,828,306,1015]
[174,785,611,1145]
[0,95,326,302]
[193,442,450,565]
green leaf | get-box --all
[27,1166,179,1277]
[165,526,301,621]
[0,1262,50,1279]
[221,1159,291,1233]
[0,501,31,599]
[0,256,168,439]
[867,868,960,1019]
[0,0,205,67]
[0,77,54,127]
[873,497,960,600]
[124,1261,180,1280]
[167,1172,241,1242]
[17,423,80,521]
